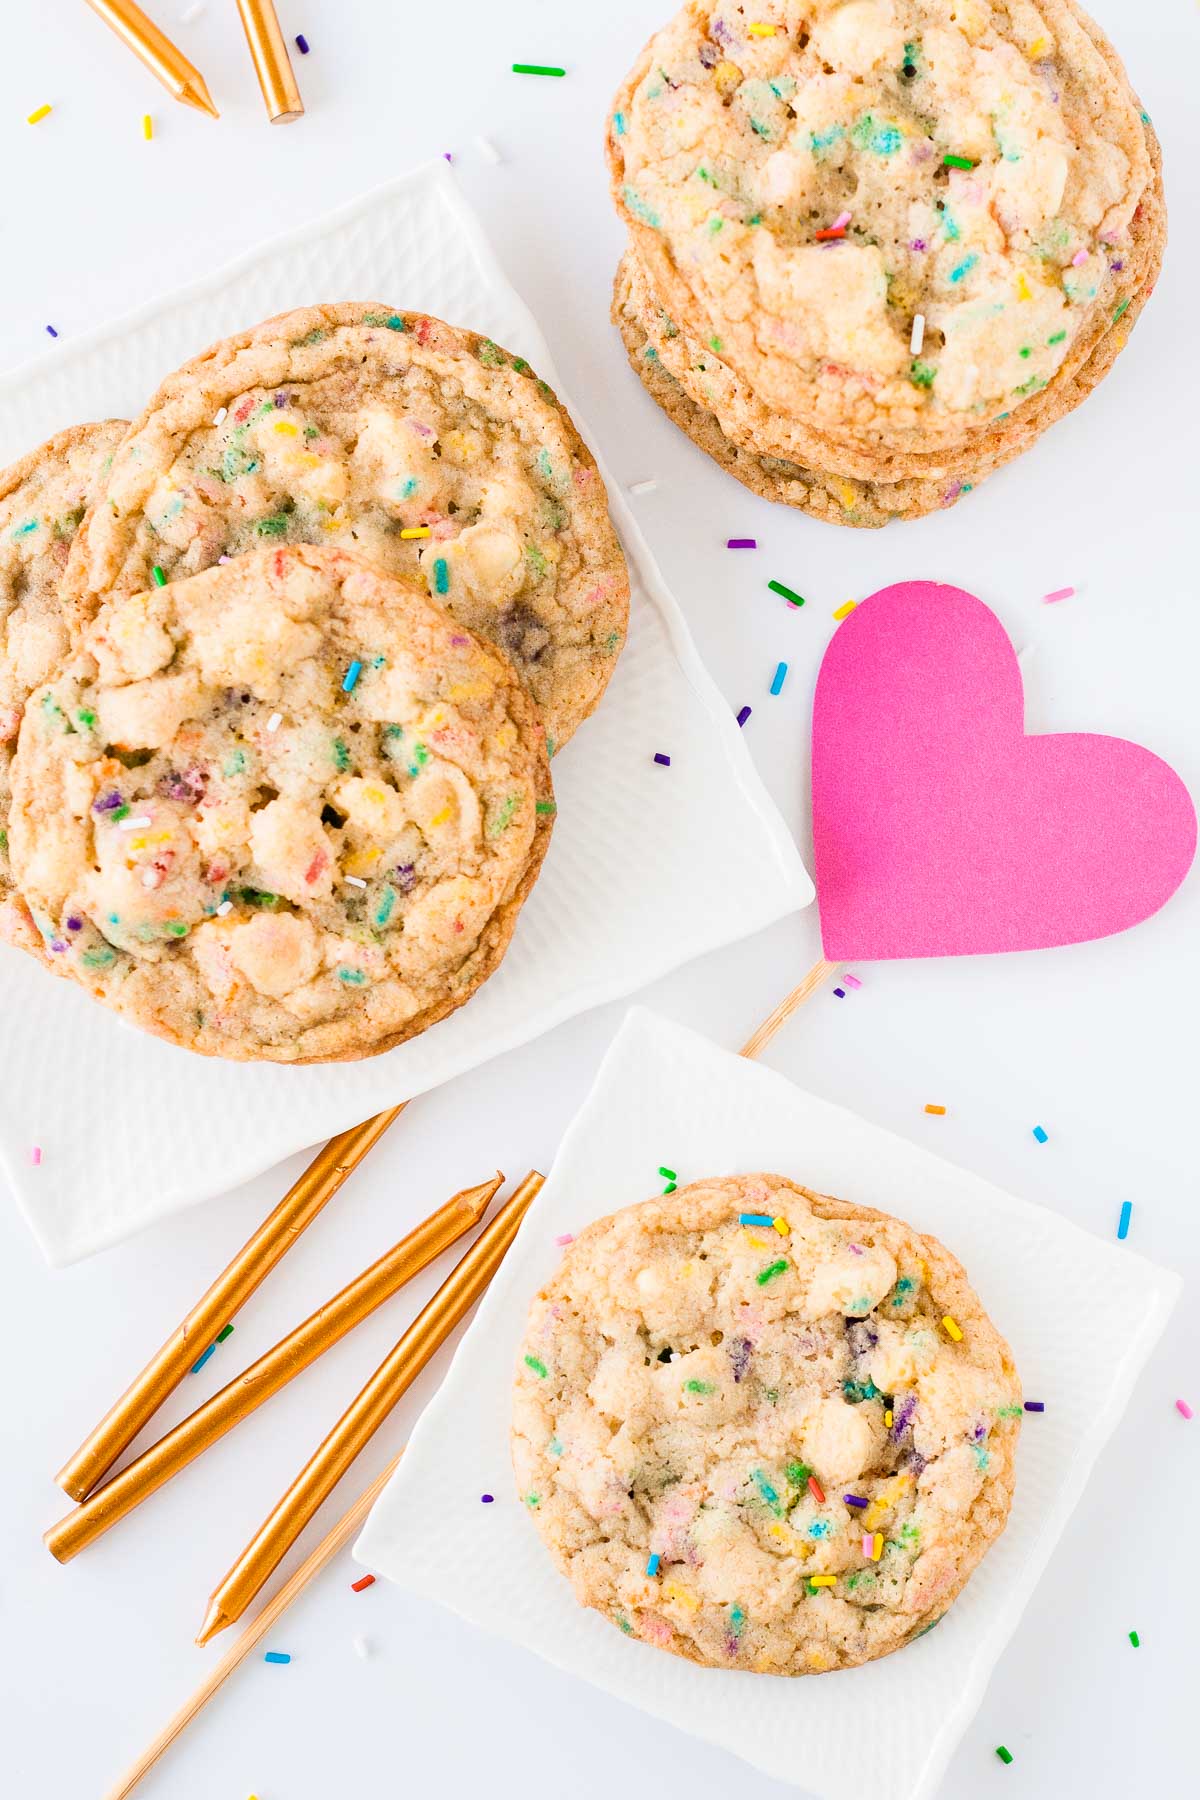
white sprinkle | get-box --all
[181,1,207,20]
[266,712,283,733]
[344,875,368,889]
[910,314,925,355]
[353,1636,372,1660]
[118,815,152,831]
[475,135,502,165]
[216,899,233,916]
[141,869,159,888]
[213,406,227,426]
[629,479,658,496]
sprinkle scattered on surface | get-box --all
[142,114,153,140]
[399,526,430,539]
[1031,1125,1048,1144]
[524,1354,548,1379]
[28,104,52,125]
[740,1213,774,1226]
[809,1574,836,1588]
[924,1104,946,1116]
[942,1315,964,1342]
[1177,1399,1194,1420]
[151,565,166,587]
[190,1343,217,1374]
[871,1532,883,1561]
[45,325,59,339]
[943,153,975,169]
[554,1232,574,1247]
[653,752,671,767]
[295,33,310,54]
[769,661,788,696]
[476,135,502,164]
[659,1166,677,1180]
[832,600,856,620]
[768,579,805,607]
[216,899,233,917]
[1043,586,1075,603]
[512,63,566,77]
[832,987,846,998]
[1117,1200,1132,1240]
[646,1553,661,1577]
[629,478,658,495]
[266,712,282,733]
[748,20,777,33]
[344,875,367,889]
[727,537,757,549]
[772,1217,790,1236]
[118,815,152,831]
[736,704,752,727]
[213,406,227,426]
[995,1746,1014,1765]
[910,313,925,355]
[29,1146,42,1166]
[843,973,862,989]
[263,1652,291,1665]
[1129,1629,1140,1647]
[216,1323,234,1343]
[1023,1401,1045,1412]
[342,659,363,693]
[844,1494,868,1508]
[807,1474,825,1504]
[480,1493,495,1503]
[351,1574,376,1593]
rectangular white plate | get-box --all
[356,1007,1179,1800]
[0,163,812,1265]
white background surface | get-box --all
[1,3,1196,1798]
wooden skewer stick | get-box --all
[56,1104,407,1502]
[44,1173,503,1563]
[739,957,842,1058]
[100,1452,403,1800]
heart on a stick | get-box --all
[812,581,1196,960]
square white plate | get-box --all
[0,163,812,1265]
[356,1007,1180,1800]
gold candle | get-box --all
[85,0,219,117]
[235,0,305,123]
[44,1171,501,1563]
[56,1105,406,1501]
[196,1169,544,1644]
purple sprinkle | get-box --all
[480,1493,495,1503]
[393,864,416,893]
[450,634,470,646]
[49,939,68,953]
[848,1243,863,1257]
[832,986,846,998]
[93,791,123,813]
[843,1494,868,1508]
[723,1634,739,1659]
[736,705,752,727]
[1023,1401,1045,1413]
[729,1336,752,1383]
[891,1394,918,1437]
[66,916,83,932]
[274,391,290,408]
[45,325,59,339]
[726,538,757,549]
[1110,260,1124,272]
[295,33,310,54]
[443,152,453,162]
[910,238,927,252]
[653,752,671,767]
[973,1419,988,1442]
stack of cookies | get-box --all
[608,0,1164,526]
[0,307,629,1061]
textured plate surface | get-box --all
[356,1008,1179,1800]
[0,164,812,1265]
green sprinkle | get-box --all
[110,804,130,823]
[476,339,507,368]
[216,1323,234,1343]
[238,887,281,909]
[525,1493,541,1509]
[707,216,723,234]
[1113,297,1130,322]
[708,335,723,353]
[432,557,450,596]
[76,708,97,729]
[512,357,529,374]
[615,1612,633,1633]
[756,1259,788,1286]
[658,1166,676,1180]
[223,750,247,777]
[1048,330,1066,345]
[785,1461,811,1488]
[337,966,367,985]
[40,693,71,732]
[525,545,547,579]
[548,1436,563,1455]
[684,1379,715,1395]
[151,565,166,587]
[524,1354,548,1378]
[513,63,565,77]
[406,742,429,779]
[995,1747,1014,1766]
[910,359,937,388]
[363,312,406,331]
[534,800,557,816]
[293,327,326,347]
[768,579,805,607]
[373,886,397,928]
[255,513,290,537]
[943,153,975,170]
[332,737,352,771]
[1018,346,1032,358]
[81,944,116,969]
[1129,1629,1140,1647]
[166,921,188,937]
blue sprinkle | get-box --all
[646,1553,661,1577]
[295,33,310,54]
[45,325,59,339]
[736,704,752,727]
[653,752,671,767]
[190,1343,216,1374]
[1023,1401,1045,1413]
[1031,1125,1048,1144]
[769,661,788,696]
[949,253,978,284]
[832,987,846,998]
[263,1651,291,1665]
[1117,1200,1132,1241]
[739,1213,774,1225]
[433,557,450,595]
[342,659,363,693]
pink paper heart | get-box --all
[812,581,1196,960]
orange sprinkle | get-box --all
[924,1104,946,1115]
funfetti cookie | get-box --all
[513,1174,1020,1674]
[10,545,553,1063]
[64,305,630,751]
[0,421,127,954]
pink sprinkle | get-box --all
[848,1243,863,1256]
[1177,1399,1194,1420]
[1072,249,1088,266]
[832,211,852,231]
[862,1533,873,1556]
[842,973,862,989]
[29,1146,42,1166]
[554,1233,574,1247]
[1043,587,1075,603]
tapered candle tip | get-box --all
[195,1601,231,1647]
[181,75,220,118]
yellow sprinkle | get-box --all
[924,1104,946,1115]
[746,1234,768,1248]
[713,59,742,100]
[884,1408,894,1427]
[272,419,299,436]
[664,1581,700,1612]
[772,1217,790,1236]
[142,114,153,140]
[27,104,52,125]
[400,526,431,539]
[809,1574,836,1588]
[1027,35,1048,57]
[832,600,857,621]
[806,1648,828,1669]
[1016,273,1032,302]
[428,805,452,828]
[130,838,147,852]
[864,1502,886,1531]
[748,20,777,33]
[871,1532,883,1562]
[834,480,858,512]
[942,1315,964,1342]
[446,679,492,702]
[284,451,322,472]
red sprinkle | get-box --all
[351,1574,376,1593]
[814,227,847,241]
[807,1475,825,1504]
[304,850,328,885]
